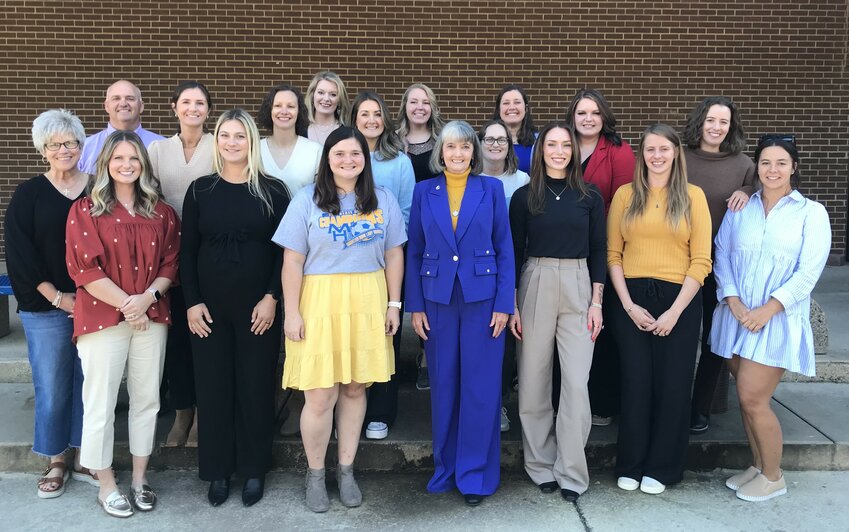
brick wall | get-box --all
[2,0,847,260]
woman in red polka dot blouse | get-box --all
[65,130,180,518]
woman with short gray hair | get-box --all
[4,109,89,499]
[406,120,515,506]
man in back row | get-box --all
[78,79,164,174]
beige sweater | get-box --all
[148,133,214,219]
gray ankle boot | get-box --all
[336,463,362,508]
[305,468,330,513]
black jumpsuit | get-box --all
[181,175,289,480]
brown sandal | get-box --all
[37,461,69,499]
[71,466,101,487]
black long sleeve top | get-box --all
[180,174,290,308]
[4,175,84,312]
[509,177,607,288]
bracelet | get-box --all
[625,305,634,314]
[388,301,402,310]
[591,302,602,309]
[52,291,63,308]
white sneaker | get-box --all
[365,422,388,440]
[591,415,612,427]
[500,407,510,432]
[639,476,666,494]
[617,477,639,491]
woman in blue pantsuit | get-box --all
[406,120,515,506]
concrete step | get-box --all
[3,381,847,473]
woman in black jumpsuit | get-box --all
[180,109,289,507]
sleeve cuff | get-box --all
[72,268,107,287]
[770,287,794,310]
[717,283,740,300]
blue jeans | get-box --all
[20,309,83,457]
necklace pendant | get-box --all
[452,210,459,217]
[555,196,561,201]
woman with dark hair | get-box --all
[5,109,88,499]
[66,130,180,517]
[274,126,405,512]
[565,88,636,427]
[509,123,605,503]
[350,91,415,440]
[397,82,445,390]
[148,80,214,448]
[305,71,350,145]
[711,137,830,501]
[478,117,529,432]
[682,96,756,434]
[491,84,537,173]
[607,124,711,495]
[406,120,515,506]
[258,84,322,195]
[181,109,290,507]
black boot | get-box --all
[208,478,230,507]
[242,476,265,507]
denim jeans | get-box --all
[20,309,83,457]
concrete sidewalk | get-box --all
[1,470,848,531]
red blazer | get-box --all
[583,135,636,213]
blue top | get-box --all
[78,123,164,175]
[709,190,831,376]
[371,152,415,230]
[514,143,533,174]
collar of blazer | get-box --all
[583,134,611,182]
[427,173,486,249]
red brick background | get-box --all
[2,1,847,260]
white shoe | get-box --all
[365,421,388,440]
[617,477,639,491]
[500,407,510,432]
[591,415,612,427]
[639,476,666,494]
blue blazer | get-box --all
[405,173,515,314]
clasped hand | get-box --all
[628,304,680,337]
[121,293,152,331]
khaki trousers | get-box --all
[517,257,594,493]
[77,322,167,470]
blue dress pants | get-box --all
[424,281,504,496]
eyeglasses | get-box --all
[44,140,81,151]
[482,136,509,146]
[759,134,796,147]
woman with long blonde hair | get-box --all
[305,71,350,145]
[607,123,711,495]
[181,109,290,507]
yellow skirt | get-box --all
[283,269,395,390]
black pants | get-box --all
[690,272,724,416]
[587,283,621,417]
[162,286,195,410]
[365,248,405,427]
[502,333,517,402]
[611,278,701,485]
[364,320,402,426]
[192,295,281,481]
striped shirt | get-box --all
[709,189,831,376]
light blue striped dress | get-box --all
[709,190,831,376]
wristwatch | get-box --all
[388,301,402,309]
[147,288,161,302]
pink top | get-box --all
[66,197,180,339]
